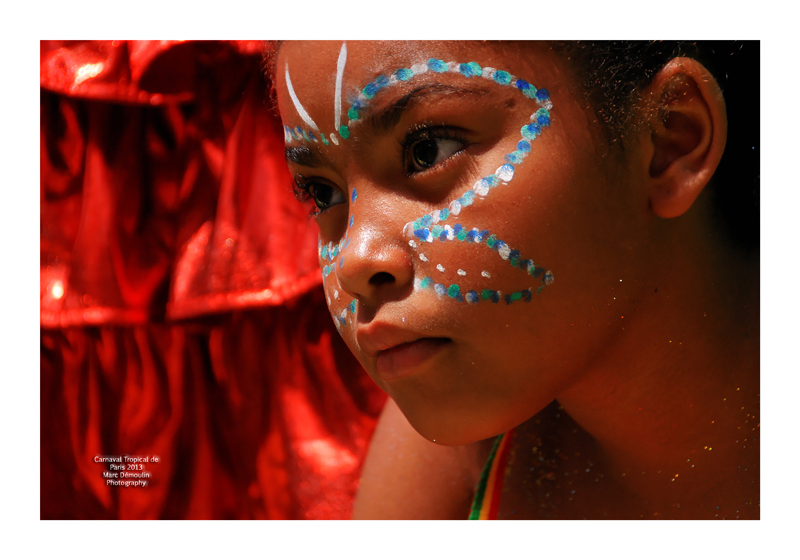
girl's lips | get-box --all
[375,338,452,381]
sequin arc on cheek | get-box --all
[318,185,359,330]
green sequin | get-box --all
[493,70,511,85]
[395,68,413,81]
[339,125,350,139]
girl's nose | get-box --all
[334,201,414,309]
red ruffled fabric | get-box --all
[40,40,386,519]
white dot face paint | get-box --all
[474,179,490,197]
[498,243,511,260]
[496,164,515,183]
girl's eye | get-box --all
[309,183,346,212]
[404,126,467,174]
[294,177,346,213]
[410,138,464,172]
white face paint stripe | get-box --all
[285,64,320,131]
[334,42,348,131]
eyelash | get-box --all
[400,124,468,176]
[293,175,345,216]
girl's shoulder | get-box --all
[353,398,494,519]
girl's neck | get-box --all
[537,209,759,518]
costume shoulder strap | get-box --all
[468,429,515,520]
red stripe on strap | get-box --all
[486,430,513,519]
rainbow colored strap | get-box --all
[468,429,514,520]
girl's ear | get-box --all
[639,57,728,218]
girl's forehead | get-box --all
[276,41,562,148]
[283,41,478,69]
[278,41,553,83]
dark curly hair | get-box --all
[550,41,759,252]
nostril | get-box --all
[369,272,395,287]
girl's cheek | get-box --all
[404,210,554,306]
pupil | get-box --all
[413,139,439,169]
[314,186,332,208]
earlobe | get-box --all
[643,58,727,218]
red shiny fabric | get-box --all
[40,40,386,519]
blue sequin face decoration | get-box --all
[289,46,556,331]
[319,186,358,331]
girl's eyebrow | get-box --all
[285,145,321,167]
[284,83,492,166]
[369,83,492,135]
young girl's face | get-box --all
[277,41,652,445]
